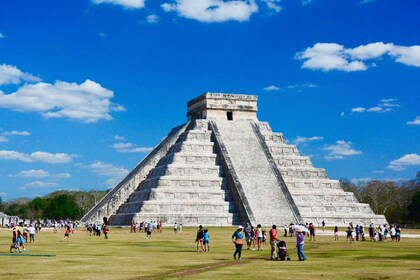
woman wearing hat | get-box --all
[232,225,244,260]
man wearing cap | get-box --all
[270,225,279,260]
[232,225,244,260]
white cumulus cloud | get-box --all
[92,0,145,9]
[20,181,59,190]
[0,150,73,163]
[351,98,399,114]
[85,161,129,186]
[388,153,420,171]
[293,136,324,145]
[407,116,420,125]
[263,85,280,91]
[161,0,258,23]
[147,14,159,23]
[111,142,154,153]
[323,140,362,160]
[296,42,420,72]
[0,64,40,85]
[0,76,125,123]
[14,169,71,178]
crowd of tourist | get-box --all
[342,223,402,242]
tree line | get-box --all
[0,190,108,221]
[340,171,420,225]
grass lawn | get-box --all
[0,226,419,280]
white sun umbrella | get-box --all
[292,225,310,233]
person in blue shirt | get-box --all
[232,225,244,260]
[203,229,210,252]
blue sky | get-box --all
[0,0,419,200]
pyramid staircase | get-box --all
[108,120,240,225]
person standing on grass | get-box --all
[203,229,210,252]
[269,225,279,260]
[396,226,401,242]
[174,222,178,234]
[232,225,244,260]
[322,220,326,231]
[29,224,36,243]
[309,223,316,241]
[195,225,204,252]
[296,230,307,261]
[244,222,252,250]
[257,224,263,251]
[103,217,109,239]
[334,226,339,241]
[146,221,153,239]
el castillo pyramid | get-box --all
[81,93,387,226]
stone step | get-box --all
[147,164,223,178]
[268,145,300,156]
[273,156,313,168]
[131,212,238,226]
[284,179,342,190]
[138,176,226,190]
[128,187,231,202]
[160,153,220,166]
[178,130,212,142]
[169,141,215,154]
[293,194,358,203]
[118,200,234,214]
[279,168,327,179]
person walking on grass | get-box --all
[232,225,244,260]
[29,224,36,243]
[195,225,204,252]
[296,230,307,261]
[62,226,71,241]
[203,229,210,252]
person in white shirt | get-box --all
[29,224,36,243]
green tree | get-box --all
[407,191,420,223]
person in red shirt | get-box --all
[269,225,279,260]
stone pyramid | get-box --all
[82,93,387,226]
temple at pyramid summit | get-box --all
[81,93,387,226]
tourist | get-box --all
[195,225,204,252]
[203,229,210,252]
[360,225,366,241]
[378,225,383,241]
[309,223,316,241]
[346,226,352,242]
[355,225,360,241]
[369,224,374,241]
[29,224,36,243]
[62,226,71,241]
[179,223,183,233]
[334,226,339,241]
[130,221,134,233]
[146,221,153,239]
[232,225,244,260]
[296,230,307,261]
[244,222,252,250]
[383,224,388,241]
[159,221,163,233]
[23,224,29,243]
[10,225,19,253]
[396,225,401,242]
[174,222,178,234]
[257,224,263,251]
[284,224,288,237]
[322,220,326,231]
[102,224,109,239]
[390,225,396,241]
[269,225,279,260]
